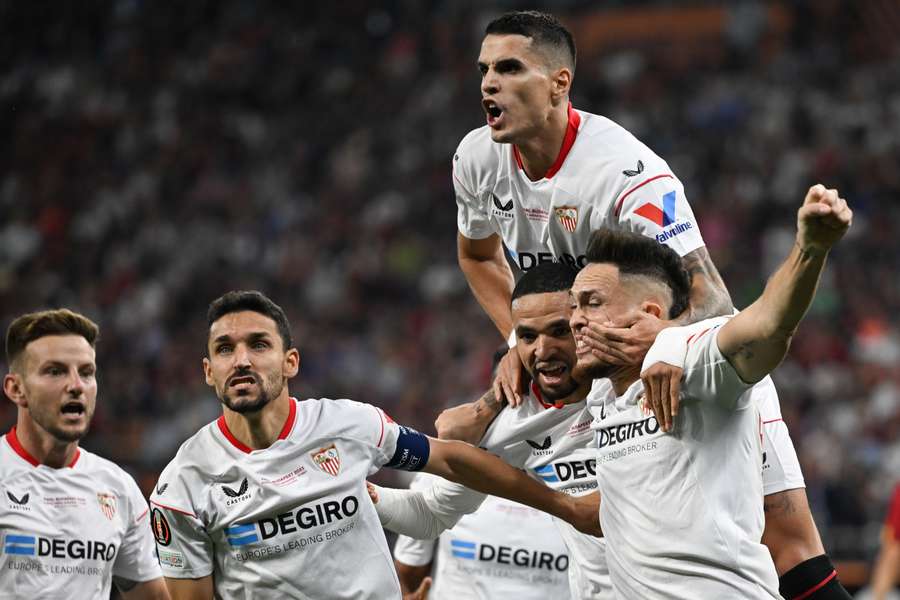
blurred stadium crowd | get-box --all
[2,0,899,566]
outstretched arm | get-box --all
[718,185,851,383]
[422,438,601,536]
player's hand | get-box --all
[797,184,852,254]
[403,577,432,600]
[435,390,503,444]
[640,362,683,433]
[493,346,526,407]
[366,482,378,504]
[582,311,669,367]
[566,492,602,537]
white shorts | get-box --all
[753,375,806,495]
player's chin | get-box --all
[222,391,270,414]
[572,355,608,381]
[488,124,515,143]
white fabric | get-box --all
[590,317,780,599]
[378,388,613,599]
[150,398,407,600]
[373,484,453,541]
[0,435,161,599]
[392,473,570,600]
[454,109,705,266]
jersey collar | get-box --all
[216,397,298,454]
[531,383,564,410]
[512,103,581,180]
[5,426,81,468]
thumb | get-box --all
[415,577,432,598]
[804,183,827,205]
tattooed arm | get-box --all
[678,246,733,323]
[718,185,851,383]
[434,389,505,445]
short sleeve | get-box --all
[453,151,494,240]
[368,405,430,473]
[149,504,214,578]
[111,475,163,583]
[679,321,754,411]
[615,174,705,257]
[885,484,900,541]
[392,474,438,567]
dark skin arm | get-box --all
[434,389,504,444]
[394,561,433,598]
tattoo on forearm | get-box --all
[763,492,797,516]
[474,389,502,416]
[113,576,138,592]
[681,247,733,322]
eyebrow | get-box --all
[477,57,525,70]
[516,317,571,334]
[212,331,272,345]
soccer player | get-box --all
[868,482,900,599]
[0,309,168,599]
[391,472,570,599]
[567,185,851,598]
[148,291,599,600]
[454,10,848,597]
[373,263,611,598]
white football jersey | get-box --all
[150,398,426,600]
[0,428,161,599]
[590,318,780,599]
[454,106,705,271]
[415,385,612,599]
[392,473,570,599]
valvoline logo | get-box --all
[635,190,677,227]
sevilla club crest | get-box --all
[554,205,578,233]
[311,444,341,476]
[97,493,117,520]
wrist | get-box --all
[794,238,829,259]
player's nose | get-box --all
[64,370,84,396]
[232,344,252,367]
[481,70,499,95]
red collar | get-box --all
[217,397,298,454]
[6,426,81,468]
[532,383,564,410]
[513,103,581,180]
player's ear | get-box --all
[284,348,300,378]
[550,66,572,102]
[3,373,26,408]
[202,357,215,387]
[640,301,664,319]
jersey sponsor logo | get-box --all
[158,548,184,569]
[622,160,644,177]
[554,206,578,233]
[225,495,360,547]
[534,459,597,484]
[635,190,677,227]
[222,478,252,505]
[96,493,116,521]
[526,436,552,451]
[311,444,341,476]
[261,464,307,487]
[596,415,661,449]
[6,490,30,511]
[155,483,168,496]
[2,532,117,561]
[450,538,568,572]
[492,194,513,212]
[516,251,587,271]
[152,508,172,546]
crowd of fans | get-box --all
[2,0,898,562]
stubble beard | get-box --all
[219,371,284,414]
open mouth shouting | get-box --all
[60,401,87,422]
[483,98,505,128]
[228,373,258,394]
[535,361,569,388]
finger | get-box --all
[415,577,432,598]
[659,375,672,432]
[366,483,378,503]
[501,379,518,408]
[669,369,681,421]
[512,359,524,405]
[585,322,632,343]
[805,183,827,204]
[602,309,644,329]
[591,345,629,365]
[492,377,504,407]
[645,375,664,431]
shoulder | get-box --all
[151,424,221,513]
[74,448,141,489]
[453,126,502,191]
[296,397,389,445]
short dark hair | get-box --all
[486,11,576,71]
[584,229,690,319]
[6,309,99,369]
[207,291,293,351]
[512,262,578,304]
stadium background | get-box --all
[2,0,899,593]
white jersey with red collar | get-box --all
[589,318,780,599]
[454,105,705,272]
[0,428,161,599]
[392,472,570,599]
[150,397,428,600]
[408,384,612,599]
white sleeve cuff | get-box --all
[373,485,459,540]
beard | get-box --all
[30,406,92,443]
[535,376,580,402]
[218,369,284,414]
[572,354,617,383]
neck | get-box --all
[15,415,79,469]
[610,366,641,396]
[515,101,569,181]
[222,391,292,450]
